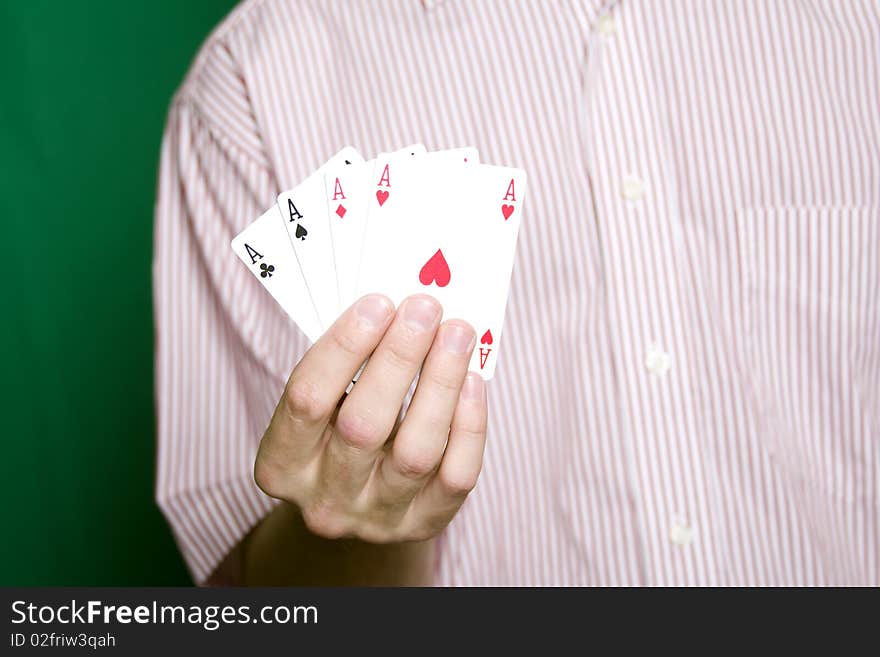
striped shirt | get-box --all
[154,0,880,585]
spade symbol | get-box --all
[295,224,308,240]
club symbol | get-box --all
[259,263,275,278]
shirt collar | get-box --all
[421,1,620,27]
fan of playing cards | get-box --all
[232,145,527,380]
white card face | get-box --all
[324,160,372,310]
[231,207,323,344]
[424,147,480,166]
[277,147,364,329]
[323,145,427,311]
[366,146,429,218]
[357,160,527,379]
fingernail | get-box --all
[440,323,475,354]
[355,295,393,329]
[461,372,484,401]
[401,296,440,332]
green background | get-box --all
[0,1,239,585]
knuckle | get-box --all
[253,458,285,500]
[421,367,463,396]
[393,447,437,480]
[328,325,363,359]
[408,525,441,542]
[335,409,387,450]
[355,524,394,545]
[438,468,478,498]
[457,420,488,443]
[284,378,327,423]
[382,336,425,373]
[300,499,348,539]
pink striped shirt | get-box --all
[154,0,880,585]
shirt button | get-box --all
[621,175,645,201]
[644,343,672,375]
[669,522,693,547]
[595,14,616,35]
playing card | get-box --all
[323,160,371,311]
[277,147,364,328]
[324,145,429,311]
[231,207,323,344]
[325,145,475,311]
[357,160,527,379]
[366,145,432,218]
[423,146,480,166]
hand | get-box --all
[254,294,488,544]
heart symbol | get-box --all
[501,204,514,220]
[376,190,389,206]
[295,224,308,240]
[418,249,451,287]
[480,329,493,345]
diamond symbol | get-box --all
[335,204,347,219]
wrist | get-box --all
[242,501,435,586]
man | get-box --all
[154,0,879,585]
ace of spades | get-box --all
[276,147,364,328]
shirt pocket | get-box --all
[736,206,880,506]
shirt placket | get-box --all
[580,2,719,585]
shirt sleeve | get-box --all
[152,50,309,584]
